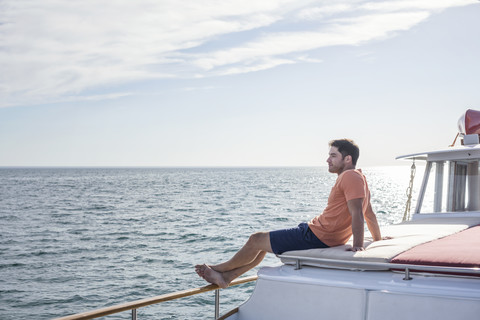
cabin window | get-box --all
[417,160,480,213]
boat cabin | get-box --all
[398,109,480,217]
[398,144,480,216]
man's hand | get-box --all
[347,246,365,252]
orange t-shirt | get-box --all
[308,169,370,247]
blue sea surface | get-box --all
[0,167,412,319]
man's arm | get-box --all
[364,202,382,241]
[347,198,365,251]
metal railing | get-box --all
[53,275,258,320]
[280,254,480,279]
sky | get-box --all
[0,0,479,167]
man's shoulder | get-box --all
[339,169,364,180]
[337,169,366,189]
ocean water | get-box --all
[0,166,414,319]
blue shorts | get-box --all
[269,222,329,255]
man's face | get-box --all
[326,146,346,174]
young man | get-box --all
[195,139,382,288]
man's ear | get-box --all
[345,155,352,164]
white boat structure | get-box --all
[56,110,480,320]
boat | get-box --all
[221,109,480,320]
[55,109,480,320]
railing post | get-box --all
[214,289,220,319]
[132,308,137,320]
[295,259,302,270]
[403,268,413,281]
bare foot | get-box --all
[195,264,207,278]
[202,265,229,289]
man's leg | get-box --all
[211,232,272,272]
[195,232,272,288]
[197,251,266,288]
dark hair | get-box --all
[329,139,360,165]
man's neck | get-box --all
[337,165,356,176]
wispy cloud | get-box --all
[297,4,354,20]
[0,0,476,107]
[190,11,431,75]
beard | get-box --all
[328,163,344,174]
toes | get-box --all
[195,264,208,278]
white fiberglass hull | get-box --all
[226,265,480,320]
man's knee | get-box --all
[247,232,270,250]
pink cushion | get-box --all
[391,225,480,268]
